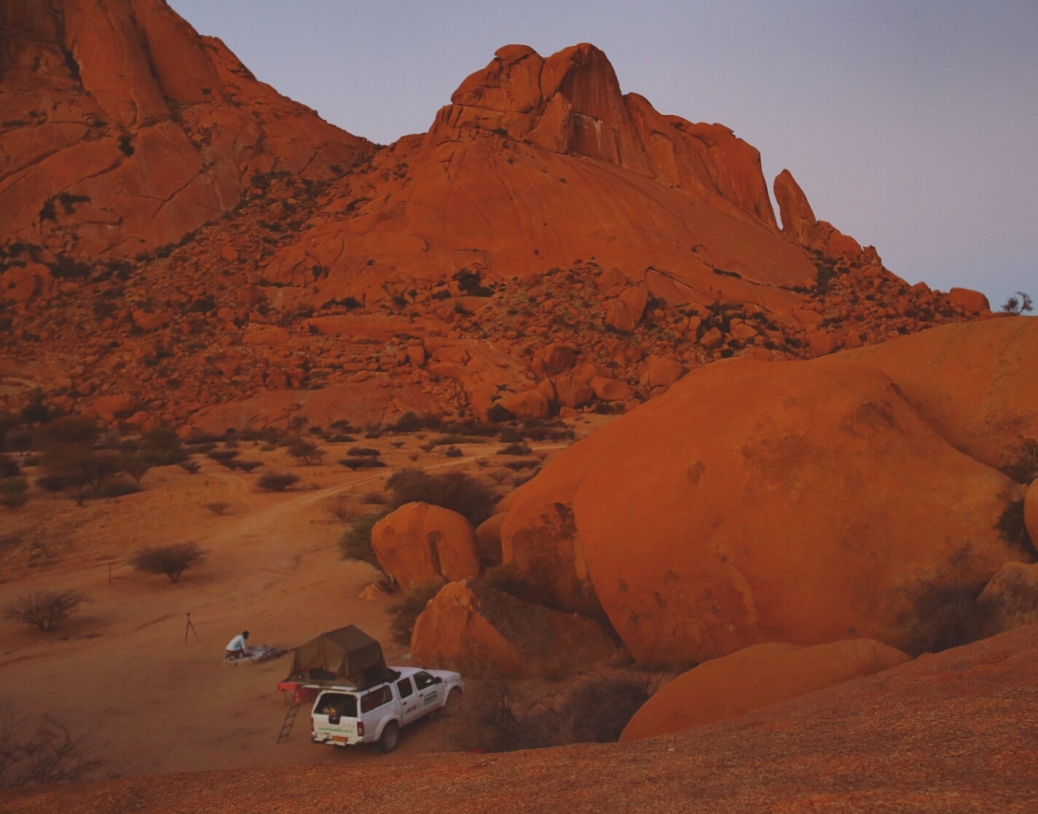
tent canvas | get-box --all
[287,625,391,689]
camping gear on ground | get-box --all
[223,644,286,665]
[284,625,392,689]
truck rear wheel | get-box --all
[378,721,399,753]
[445,688,463,717]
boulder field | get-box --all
[620,639,910,741]
[500,318,1037,667]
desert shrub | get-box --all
[0,456,19,478]
[0,493,27,510]
[137,428,187,466]
[327,497,356,523]
[443,445,463,458]
[503,460,539,471]
[337,510,389,566]
[419,434,481,451]
[118,456,152,483]
[1002,439,1038,485]
[339,458,386,470]
[361,491,390,504]
[347,447,381,457]
[909,582,990,656]
[228,459,263,473]
[97,478,142,499]
[386,468,499,526]
[129,542,206,583]
[207,449,240,464]
[513,472,538,487]
[288,440,325,465]
[178,459,201,475]
[0,476,27,494]
[497,443,532,456]
[328,434,356,443]
[36,417,97,447]
[204,502,230,516]
[257,472,300,492]
[3,589,86,632]
[476,563,529,599]
[0,706,103,788]
[387,581,444,647]
[996,499,1035,557]
[392,411,422,433]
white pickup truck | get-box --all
[310,666,463,752]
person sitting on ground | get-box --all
[226,630,250,660]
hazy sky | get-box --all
[169,0,1036,309]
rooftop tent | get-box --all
[287,625,392,689]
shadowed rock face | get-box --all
[0,0,372,258]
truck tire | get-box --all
[445,688,463,717]
[378,721,399,753]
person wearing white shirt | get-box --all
[226,630,250,660]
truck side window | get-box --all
[361,685,392,713]
[397,677,414,699]
[414,671,435,690]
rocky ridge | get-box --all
[0,7,993,432]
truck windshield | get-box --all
[315,693,357,718]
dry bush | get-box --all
[0,493,27,510]
[337,510,389,567]
[257,472,300,492]
[207,449,240,466]
[129,542,206,583]
[386,468,499,526]
[204,501,230,516]
[339,457,386,470]
[443,445,463,458]
[497,443,532,456]
[288,440,325,465]
[3,589,86,632]
[387,581,444,646]
[0,706,102,788]
[503,459,539,471]
[0,456,19,478]
[361,491,390,505]
[347,447,381,457]
[228,459,263,473]
[178,459,201,475]
[907,545,992,655]
[327,497,357,523]
[1002,439,1038,484]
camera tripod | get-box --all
[184,612,200,644]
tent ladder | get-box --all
[277,700,301,745]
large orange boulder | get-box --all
[619,639,910,741]
[510,356,1028,667]
[840,318,1038,472]
[410,578,615,677]
[947,288,991,314]
[371,503,480,589]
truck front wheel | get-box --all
[378,721,400,753]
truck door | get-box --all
[396,676,422,725]
[412,671,441,718]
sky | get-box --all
[168,0,1037,310]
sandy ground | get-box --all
[0,418,610,780]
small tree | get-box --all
[3,590,86,632]
[129,542,206,583]
[0,706,103,788]
[257,472,300,492]
[1001,291,1034,316]
[288,440,325,465]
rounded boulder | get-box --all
[620,639,910,741]
[371,502,480,590]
